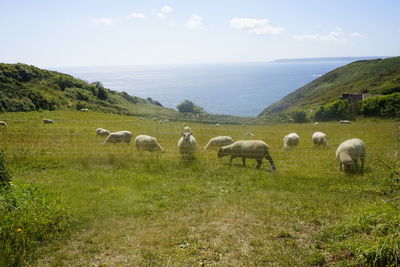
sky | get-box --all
[1,0,399,67]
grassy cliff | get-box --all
[259,56,400,115]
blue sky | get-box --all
[1,0,399,67]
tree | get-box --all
[291,111,308,123]
[93,81,108,100]
[177,99,195,113]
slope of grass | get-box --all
[260,56,400,114]
[0,110,398,265]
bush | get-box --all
[177,99,195,113]
[291,111,308,123]
[360,93,400,117]
[314,100,351,121]
[0,151,11,188]
[318,203,400,266]
[0,182,74,266]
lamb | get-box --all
[204,136,234,150]
[339,120,351,124]
[283,133,300,149]
[178,132,197,159]
[336,138,366,173]
[43,119,54,124]
[104,131,132,144]
[0,121,7,127]
[96,128,110,137]
[134,135,164,152]
[218,140,276,171]
[312,132,328,148]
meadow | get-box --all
[0,110,399,266]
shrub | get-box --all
[177,99,195,113]
[0,151,11,188]
[360,93,400,117]
[291,111,308,123]
[0,182,74,266]
[314,100,351,121]
[318,203,400,266]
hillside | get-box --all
[259,56,400,115]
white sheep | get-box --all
[314,122,319,125]
[246,132,255,137]
[96,128,110,137]
[183,126,191,133]
[104,131,132,144]
[178,132,197,159]
[0,121,7,127]
[80,108,89,112]
[283,133,300,149]
[312,132,328,148]
[336,138,366,173]
[204,136,234,150]
[43,118,54,124]
[339,120,351,124]
[134,135,164,152]
[218,140,275,171]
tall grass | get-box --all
[0,110,398,265]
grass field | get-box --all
[0,110,399,266]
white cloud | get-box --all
[230,17,284,35]
[155,5,173,18]
[129,12,147,19]
[91,18,116,26]
[293,28,363,44]
[185,14,203,30]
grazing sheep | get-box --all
[339,120,351,124]
[43,119,54,124]
[0,121,7,127]
[138,117,144,120]
[283,133,300,149]
[312,132,328,148]
[134,135,164,152]
[314,122,319,125]
[218,140,275,171]
[178,132,197,159]
[104,131,132,144]
[215,123,220,126]
[204,136,234,150]
[96,128,110,137]
[152,117,157,121]
[80,108,89,112]
[246,132,255,137]
[184,126,191,133]
[336,138,366,173]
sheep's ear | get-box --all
[181,132,184,136]
[188,132,192,136]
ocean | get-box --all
[55,61,352,117]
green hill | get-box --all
[0,63,181,118]
[259,56,400,115]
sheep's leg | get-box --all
[265,154,276,171]
[256,159,262,169]
[229,156,234,164]
[242,157,246,166]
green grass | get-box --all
[0,110,399,266]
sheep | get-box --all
[43,119,54,124]
[178,132,197,159]
[80,108,89,112]
[0,121,7,127]
[104,131,132,144]
[96,128,110,137]
[218,140,276,171]
[336,138,366,173]
[134,135,164,152]
[314,122,319,125]
[339,120,351,124]
[283,133,300,149]
[312,132,328,148]
[184,126,191,133]
[204,136,234,150]
[246,132,255,137]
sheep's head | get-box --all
[181,132,192,141]
[217,147,228,158]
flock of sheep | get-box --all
[94,122,366,173]
[0,118,366,173]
